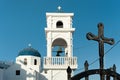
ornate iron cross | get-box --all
[86,23,114,80]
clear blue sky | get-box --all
[0,0,120,75]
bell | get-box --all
[57,47,62,53]
[56,47,62,56]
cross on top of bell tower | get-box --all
[57,6,63,12]
[57,6,61,11]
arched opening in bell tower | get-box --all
[56,21,63,28]
[52,38,67,57]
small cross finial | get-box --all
[28,43,32,47]
[58,6,61,11]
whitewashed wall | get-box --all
[0,69,4,80]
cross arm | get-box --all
[86,32,99,41]
[102,36,115,45]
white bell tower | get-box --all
[43,6,78,80]
[45,6,75,57]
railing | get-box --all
[43,57,77,69]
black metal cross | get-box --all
[86,23,114,80]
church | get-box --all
[0,6,78,80]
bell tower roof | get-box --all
[46,12,74,16]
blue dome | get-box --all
[18,47,41,57]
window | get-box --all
[24,58,27,65]
[16,70,20,75]
[44,70,47,74]
[56,21,63,28]
[34,59,37,65]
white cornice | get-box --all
[45,28,75,32]
[46,13,74,17]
